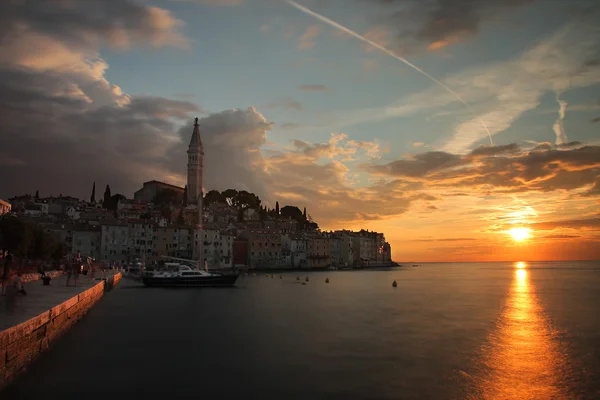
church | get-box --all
[184,117,204,227]
[183,118,204,228]
[133,117,204,227]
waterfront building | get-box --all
[100,221,130,263]
[232,237,249,267]
[195,224,233,268]
[308,233,331,268]
[282,233,308,268]
[72,227,102,259]
[241,229,282,268]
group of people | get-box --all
[65,250,97,286]
[1,251,27,296]
[0,250,99,296]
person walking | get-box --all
[1,252,14,296]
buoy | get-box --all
[392,280,397,288]
[296,276,300,281]
[305,276,309,282]
[325,278,329,284]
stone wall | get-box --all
[103,272,122,292]
[0,273,122,390]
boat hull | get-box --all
[141,273,239,288]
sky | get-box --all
[0,0,599,262]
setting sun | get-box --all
[508,227,532,242]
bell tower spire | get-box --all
[187,117,203,224]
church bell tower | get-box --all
[187,117,204,226]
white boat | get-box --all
[141,258,239,288]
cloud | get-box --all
[261,97,304,111]
[366,143,600,195]
[411,238,478,242]
[166,108,275,197]
[541,234,581,239]
[298,24,320,49]
[323,17,600,153]
[370,0,538,52]
[280,123,315,130]
[299,84,328,91]
[552,93,569,145]
[0,0,272,201]
[172,0,244,5]
[1,0,189,51]
[529,218,600,231]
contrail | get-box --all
[283,0,493,145]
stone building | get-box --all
[133,180,185,204]
[72,227,102,259]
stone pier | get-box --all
[0,272,122,390]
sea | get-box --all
[4,261,600,400]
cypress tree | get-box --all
[103,185,111,208]
[90,182,96,203]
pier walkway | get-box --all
[0,272,113,331]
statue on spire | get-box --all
[194,117,199,126]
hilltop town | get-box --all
[0,118,393,270]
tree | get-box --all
[177,209,184,224]
[234,190,261,209]
[29,225,59,260]
[303,207,307,220]
[275,201,280,215]
[183,185,188,207]
[103,185,111,208]
[204,190,224,206]
[35,190,39,201]
[222,189,238,206]
[90,181,96,203]
[0,216,32,257]
[281,205,303,222]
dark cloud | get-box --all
[368,151,463,178]
[261,98,304,111]
[0,0,277,202]
[0,0,188,51]
[469,143,520,157]
[0,67,200,198]
[542,234,581,239]
[367,143,600,195]
[411,238,478,242]
[279,123,313,130]
[299,85,328,91]
[592,117,600,123]
[371,0,537,52]
[166,108,274,199]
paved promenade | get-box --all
[0,271,116,332]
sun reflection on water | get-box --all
[470,261,572,399]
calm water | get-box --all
[4,261,600,399]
